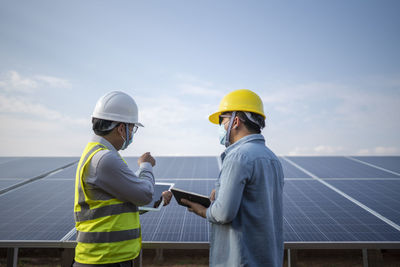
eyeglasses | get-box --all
[218,114,232,125]
[132,124,138,134]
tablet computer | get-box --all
[139,182,174,211]
[171,187,211,208]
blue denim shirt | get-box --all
[206,134,284,267]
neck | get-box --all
[102,134,122,151]
[230,129,253,144]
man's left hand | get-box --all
[181,199,207,218]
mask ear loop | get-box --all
[120,123,130,150]
[224,111,236,147]
[125,123,130,141]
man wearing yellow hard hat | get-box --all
[182,89,284,267]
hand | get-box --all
[162,191,172,206]
[181,199,207,218]
[138,152,156,167]
[210,189,216,202]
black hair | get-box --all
[236,111,265,134]
[92,118,120,136]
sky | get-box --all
[0,0,399,157]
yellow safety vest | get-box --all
[74,142,141,264]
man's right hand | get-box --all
[138,152,156,167]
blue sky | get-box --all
[0,1,399,156]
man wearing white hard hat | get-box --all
[73,91,172,266]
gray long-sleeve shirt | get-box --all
[84,135,155,206]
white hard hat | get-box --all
[92,91,144,127]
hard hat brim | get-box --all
[209,111,222,124]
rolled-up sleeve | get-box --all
[93,151,155,206]
[207,155,250,224]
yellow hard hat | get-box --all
[209,89,266,124]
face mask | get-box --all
[218,111,237,147]
[218,123,227,146]
[120,123,134,150]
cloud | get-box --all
[0,114,88,156]
[0,94,86,125]
[174,72,223,97]
[0,71,38,93]
[34,75,71,88]
[356,146,400,156]
[0,70,84,126]
[0,70,71,94]
[288,145,346,156]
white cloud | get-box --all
[288,145,346,156]
[0,70,71,94]
[0,114,88,156]
[0,70,81,121]
[356,146,400,156]
[34,75,71,88]
[174,72,223,97]
[0,71,38,93]
[0,94,86,125]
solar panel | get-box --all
[353,156,400,174]
[141,179,214,242]
[0,157,18,164]
[0,157,77,179]
[278,157,312,178]
[45,163,78,180]
[283,180,400,241]
[286,156,400,178]
[142,179,400,243]
[0,180,23,191]
[324,180,400,226]
[125,156,220,179]
[0,179,74,241]
[1,156,400,250]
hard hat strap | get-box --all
[224,111,236,147]
[244,112,261,127]
[101,121,119,131]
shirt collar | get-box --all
[221,134,265,159]
[91,134,118,152]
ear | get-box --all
[116,123,124,135]
[232,116,240,129]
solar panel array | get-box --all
[0,155,399,248]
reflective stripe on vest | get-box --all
[74,142,141,264]
[76,228,141,243]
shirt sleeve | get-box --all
[91,150,155,206]
[206,154,251,224]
